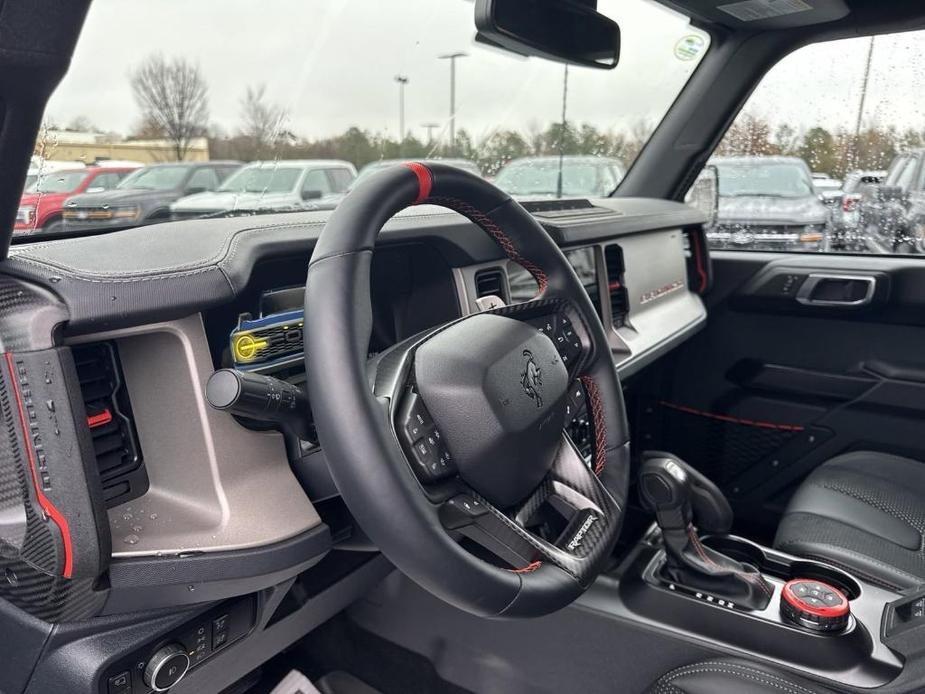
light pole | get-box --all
[395,75,409,146]
[422,122,440,144]
[852,37,875,167]
[556,64,569,199]
[438,52,467,151]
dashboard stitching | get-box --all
[306,247,375,269]
[7,257,227,283]
[9,212,455,280]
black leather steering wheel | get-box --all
[304,163,630,617]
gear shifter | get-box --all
[639,452,773,611]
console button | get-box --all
[144,643,190,692]
[107,671,132,694]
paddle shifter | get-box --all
[639,452,773,611]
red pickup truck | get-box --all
[15,165,138,235]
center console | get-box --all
[619,452,908,688]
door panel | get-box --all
[637,250,925,539]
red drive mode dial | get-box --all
[780,579,850,632]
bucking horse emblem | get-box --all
[520,349,543,408]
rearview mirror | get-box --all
[302,189,323,201]
[185,186,207,195]
[475,0,620,70]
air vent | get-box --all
[474,268,508,302]
[72,342,148,508]
[604,244,629,328]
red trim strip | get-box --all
[782,579,849,617]
[659,400,804,432]
[87,409,112,429]
[510,560,542,574]
[690,231,708,294]
[5,352,74,578]
[403,162,433,203]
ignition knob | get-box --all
[780,579,850,632]
[143,642,190,692]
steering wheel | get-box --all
[304,163,629,617]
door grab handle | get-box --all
[796,273,877,307]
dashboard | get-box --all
[0,195,709,693]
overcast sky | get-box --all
[44,0,925,144]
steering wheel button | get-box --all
[441,494,490,529]
[529,315,558,336]
[400,393,434,443]
[412,440,434,463]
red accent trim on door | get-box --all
[690,231,708,294]
[659,400,805,432]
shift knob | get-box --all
[639,456,693,530]
[641,451,734,534]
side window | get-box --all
[217,166,239,182]
[895,157,918,193]
[884,157,909,187]
[93,172,122,190]
[706,30,925,255]
[326,168,354,193]
[301,169,333,197]
[186,167,220,192]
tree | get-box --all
[716,113,775,157]
[65,115,97,133]
[239,84,288,159]
[130,55,209,160]
[798,126,837,174]
[772,124,800,156]
[477,130,530,175]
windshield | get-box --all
[494,159,621,197]
[24,0,709,237]
[27,171,88,194]
[715,162,815,198]
[219,167,301,194]
[118,166,188,191]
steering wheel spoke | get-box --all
[433,435,620,578]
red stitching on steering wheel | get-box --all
[510,560,542,574]
[579,375,607,476]
[424,195,549,295]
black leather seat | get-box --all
[646,659,831,693]
[774,451,925,591]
